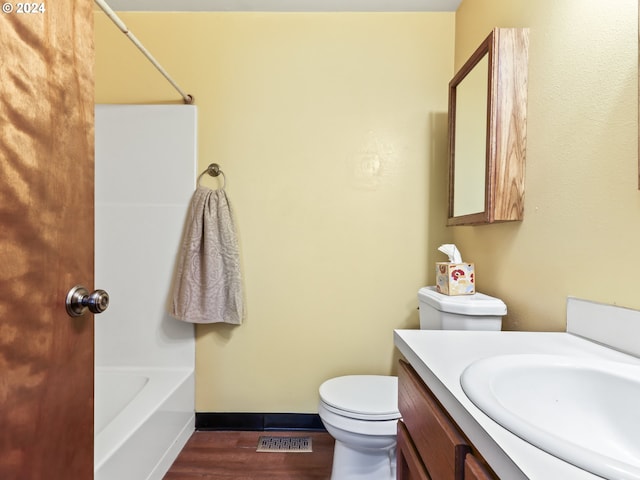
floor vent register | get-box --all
[256,436,313,453]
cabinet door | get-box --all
[397,421,432,480]
[398,360,470,480]
[464,454,495,480]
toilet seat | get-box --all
[319,401,399,437]
[319,375,400,421]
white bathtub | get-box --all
[94,367,195,480]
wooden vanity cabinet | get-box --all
[397,360,497,480]
[397,420,432,480]
[464,454,494,480]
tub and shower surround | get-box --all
[94,104,197,480]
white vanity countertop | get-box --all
[394,329,640,480]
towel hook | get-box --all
[198,163,226,189]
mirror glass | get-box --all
[452,54,488,217]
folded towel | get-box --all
[170,186,244,324]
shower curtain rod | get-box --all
[94,0,194,104]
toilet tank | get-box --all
[418,286,506,331]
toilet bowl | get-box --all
[318,375,400,480]
[319,287,507,479]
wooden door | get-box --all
[0,1,95,479]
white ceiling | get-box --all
[103,0,463,12]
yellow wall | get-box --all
[451,0,638,331]
[95,13,455,412]
[95,1,639,412]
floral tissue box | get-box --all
[436,262,475,295]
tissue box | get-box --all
[436,262,475,295]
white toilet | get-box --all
[318,286,506,480]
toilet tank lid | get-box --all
[418,286,507,316]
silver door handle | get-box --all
[65,285,110,317]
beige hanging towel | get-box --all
[170,186,244,324]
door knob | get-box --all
[65,285,110,317]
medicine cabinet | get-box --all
[447,28,529,226]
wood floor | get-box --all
[164,431,335,479]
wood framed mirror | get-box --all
[447,28,529,226]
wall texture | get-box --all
[95,12,455,412]
[452,0,638,331]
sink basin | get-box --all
[460,354,640,480]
